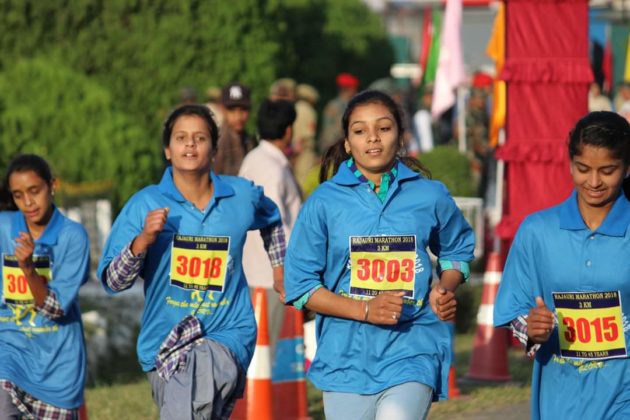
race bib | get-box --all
[170,235,230,292]
[349,235,416,298]
[2,254,52,305]
[553,291,627,360]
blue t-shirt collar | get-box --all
[11,206,63,245]
[157,167,235,203]
[560,190,630,236]
[331,159,419,186]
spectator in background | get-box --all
[411,84,436,155]
[239,99,301,355]
[465,87,490,197]
[613,81,630,112]
[205,86,224,127]
[214,82,255,175]
[588,82,613,112]
[318,72,359,154]
[293,83,319,185]
[269,78,297,102]
[178,87,199,106]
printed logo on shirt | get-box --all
[170,235,230,293]
[349,235,416,299]
[2,254,51,305]
[553,291,627,360]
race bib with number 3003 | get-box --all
[553,291,627,360]
[2,254,51,305]
[349,235,416,299]
[170,235,230,293]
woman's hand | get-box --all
[272,266,285,303]
[365,291,404,325]
[14,231,48,307]
[131,208,169,256]
[429,285,456,321]
[527,296,554,344]
[14,232,36,275]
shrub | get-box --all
[419,146,477,197]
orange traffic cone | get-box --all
[447,322,461,398]
[78,403,88,420]
[272,306,310,420]
[465,252,511,381]
[231,288,273,420]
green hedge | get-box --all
[0,0,394,211]
[0,57,153,207]
[420,146,477,197]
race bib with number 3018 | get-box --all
[2,254,51,305]
[553,291,627,360]
[170,235,230,292]
[349,235,416,299]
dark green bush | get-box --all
[0,57,153,207]
[455,282,482,334]
[0,0,394,212]
[420,146,477,197]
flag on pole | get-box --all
[431,0,465,118]
[486,2,506,147]
[419,7,433,78]
[423,8,442,86]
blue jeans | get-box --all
[323,381,433,420]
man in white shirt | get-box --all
[239,99,302,353]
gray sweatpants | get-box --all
[0,387,19,420]
[147,339,245,420]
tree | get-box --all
[0,57,153,206]
[0,0,395,210]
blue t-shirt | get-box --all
[284,161,475,399]
[0,208,89,409]
[494,191,630,419]
[97,168,281,372]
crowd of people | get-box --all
[0,70,629,420]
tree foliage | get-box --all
[420,146,477,197]
[0,57,153,206]
[270,0,394,104]
[0,0,394,210]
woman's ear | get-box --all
[344,139,351,155]
[51,179,59,196]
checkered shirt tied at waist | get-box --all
[154,315,204,381]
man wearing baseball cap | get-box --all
[318,72,359,154]
[214,82,256,175]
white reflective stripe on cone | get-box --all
[483,271,502,285]
[248,345,271,380]
[476,303,494,326]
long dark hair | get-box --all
[319,90,430,183]
[1,154,54,211]
[568,111,630,198]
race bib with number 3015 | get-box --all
[2,254,51,305]
[170,235,230,292]
[553,291,627,360]
[349,235,416,299]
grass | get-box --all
[85,382,158,419]
[428,333,532,419]
[84,332,532,420]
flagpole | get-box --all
[457,86,467,154]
